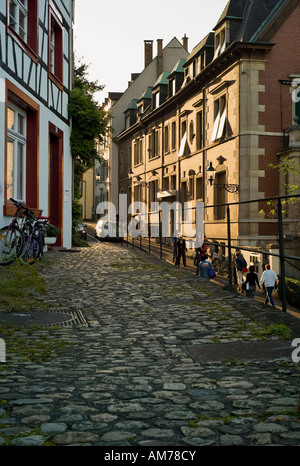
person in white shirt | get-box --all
[259,264,278,307]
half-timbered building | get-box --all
[0,0,74,247]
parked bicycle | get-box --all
[0,199,26,265]
[21,210,50,264]
[0,198,53,265]
[212,253,230,278]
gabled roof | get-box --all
[169,58,186,75]
[153,71,170,88]
[138,86,153,101]
[213,0,290,43]
[214,0,245,29]
[184,33,214,66]
[124,99,137,112]
[108,92,123,101]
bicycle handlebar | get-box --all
[10,198,36,220]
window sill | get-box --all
[3,204,17,217]
[7,27,39,64]
[49,72,64,91]
[3,204,42,217]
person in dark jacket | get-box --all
[176,237,187,267]
[198,254,214,280]
[244,265,260,298]
[235,252,248,292]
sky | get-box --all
[73,0,229,105]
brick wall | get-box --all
[259,4,300,199]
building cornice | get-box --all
[117,41,274,142]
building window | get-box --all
[8,0,38,55]
[211,95,226,142]
[4,82,39,216]
[49,7,63,84]
[6,104,27,201]
[193,59,197,78]
[149,180,158,204]
[179,121,187,157]
[171,121,176,150]
[153,92,160,109]
[181,181,187,203]
[164,125,169,153]
[149,129,160,159]
[214,29,226,59]
[170,79,176,97]
[196,177,203,200]
[196,111,203,150]
[200,53,205,70]
[189,121,194,144]
[133,138,143,166]
[214,172,226,219]
[163,176,169,190]
[189,176,194,199]
[9,0,27,41]
[170,174,176,190]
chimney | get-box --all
[144,40,153,68]
[157,39,163,78]
[182,34,188,51]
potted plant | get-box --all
[44,224,61,245]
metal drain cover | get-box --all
[187,340,292,363]
[0,310,87,327]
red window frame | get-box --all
[6,0,38,62]
[4,80,40,217]
[48,4,63,89]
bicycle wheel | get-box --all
[0,225,25,265]
[214,259,220,275]
[21,236,42,264]
[222,262,230,278]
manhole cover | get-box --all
[187,340,293,363]
[0,310,87,327]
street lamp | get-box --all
[128,168,133,180]
[207,161,239,193]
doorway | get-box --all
[49,124,63,246]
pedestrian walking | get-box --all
[243,265,260,298]
[259,264,278,307]
[176,237,187,267]
[235,251,248,292]
[172,232,179,263]
[198,254,214,280]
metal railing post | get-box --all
[159,210,162,260]
[227,205,233,287]
[148,211,151,253]
[278,198,287,313]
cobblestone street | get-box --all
[0,238,299,447]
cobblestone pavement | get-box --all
[0,238,299,447]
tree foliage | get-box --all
[68,63,109,185]
[68,62,109,244]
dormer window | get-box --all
[153,91,160,109]
[193,59,197,78]
[200,53,205,70]
[170,79,176,97]
[214,28,226,59]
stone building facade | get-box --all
[117,0,300,273]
